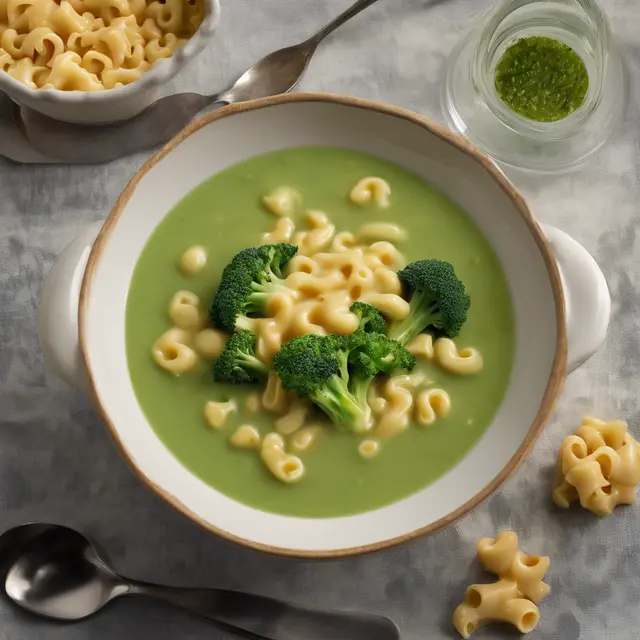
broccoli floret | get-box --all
[388,259,470,345]
[213,330,269,384]
[210,243,298,332]
[273,333,372,433]
[348,334,415,409]
[352,332,416,374]
[349,301,387,334]
[273,332,414,433]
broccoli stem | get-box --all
[349,374,374,415]
[245,280,290,315]
[387,292,439,346]
[236,352,270,379]
[312,376,372,433]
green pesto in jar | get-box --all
[494,36,589,122]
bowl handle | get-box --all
[542,225,610,374]
[38,221,103,392]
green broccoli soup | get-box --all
[126,147,515,518]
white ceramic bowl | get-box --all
[38,94,611,557]
[0,1,220,125]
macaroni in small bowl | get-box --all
[0,0,220,123]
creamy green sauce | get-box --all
[125,147,515,518]
[495,36,589,122]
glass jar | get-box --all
[441,0,628,172]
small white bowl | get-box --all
[0,0,221,125]
[38,94,611,557]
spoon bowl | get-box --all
[2,524,400,640]
[5,526,122,620]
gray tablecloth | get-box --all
[1,1,639,638]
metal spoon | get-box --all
[15,0,381,164]
[2,524,399,640]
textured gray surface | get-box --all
[0,0,639,638]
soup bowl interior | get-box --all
[80,94,564,556]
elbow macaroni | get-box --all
[407,334,434,360]
[260,217,295,245]
[262,371,293,414]
[349,177,391,208]
[0,0,205,91]
[356,222,406,244]
[204,399,237,429]
[275,400,308,435]
[193,328,227,360]
[168,290,206,331]
[434,338,484,376]
[358,439,380,459]
[454,531,550,638]
[261,433,304,483]
[367,381,388,415]
[293,211,335,256]
[179,245,207,276]
[375,372,426,439]
[151,327,198,375]
[415,388,451,425]
[230,425,261,449]
[552,416,640,516]
[289,425,321,453]
[261,186,301,217]
[245,393,262,414]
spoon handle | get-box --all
[125,582,399,640]
[311,0,382,43]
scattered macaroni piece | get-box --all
[407,334,435,360]
[356,223,407,244]
[260,217,295,245]
[305,210,329,228]
[358,439,380,459]
[552,416,640,516]
[294,214,336,256]
[275,400,308,435]
[194,328,227,360]
[453,531,550,638]
[262,372,292,414]
[367,241,404,268]
[168,290,205,331]
[179,245,207,276]
[204,400,237,430]
[349,177,391,208]
[261,186,301,217]
[368,382,388,414]
[230,425,261,449]
[151,328,198,375]
[261,433,304,483]
[372,267,402,295]
[331,231,357,252]
[245,393,262,414]
[375,372,426,439]
[434,338,484,376]
[359,291,410,321]
[415,389,451,425]
[289,426,321,453]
